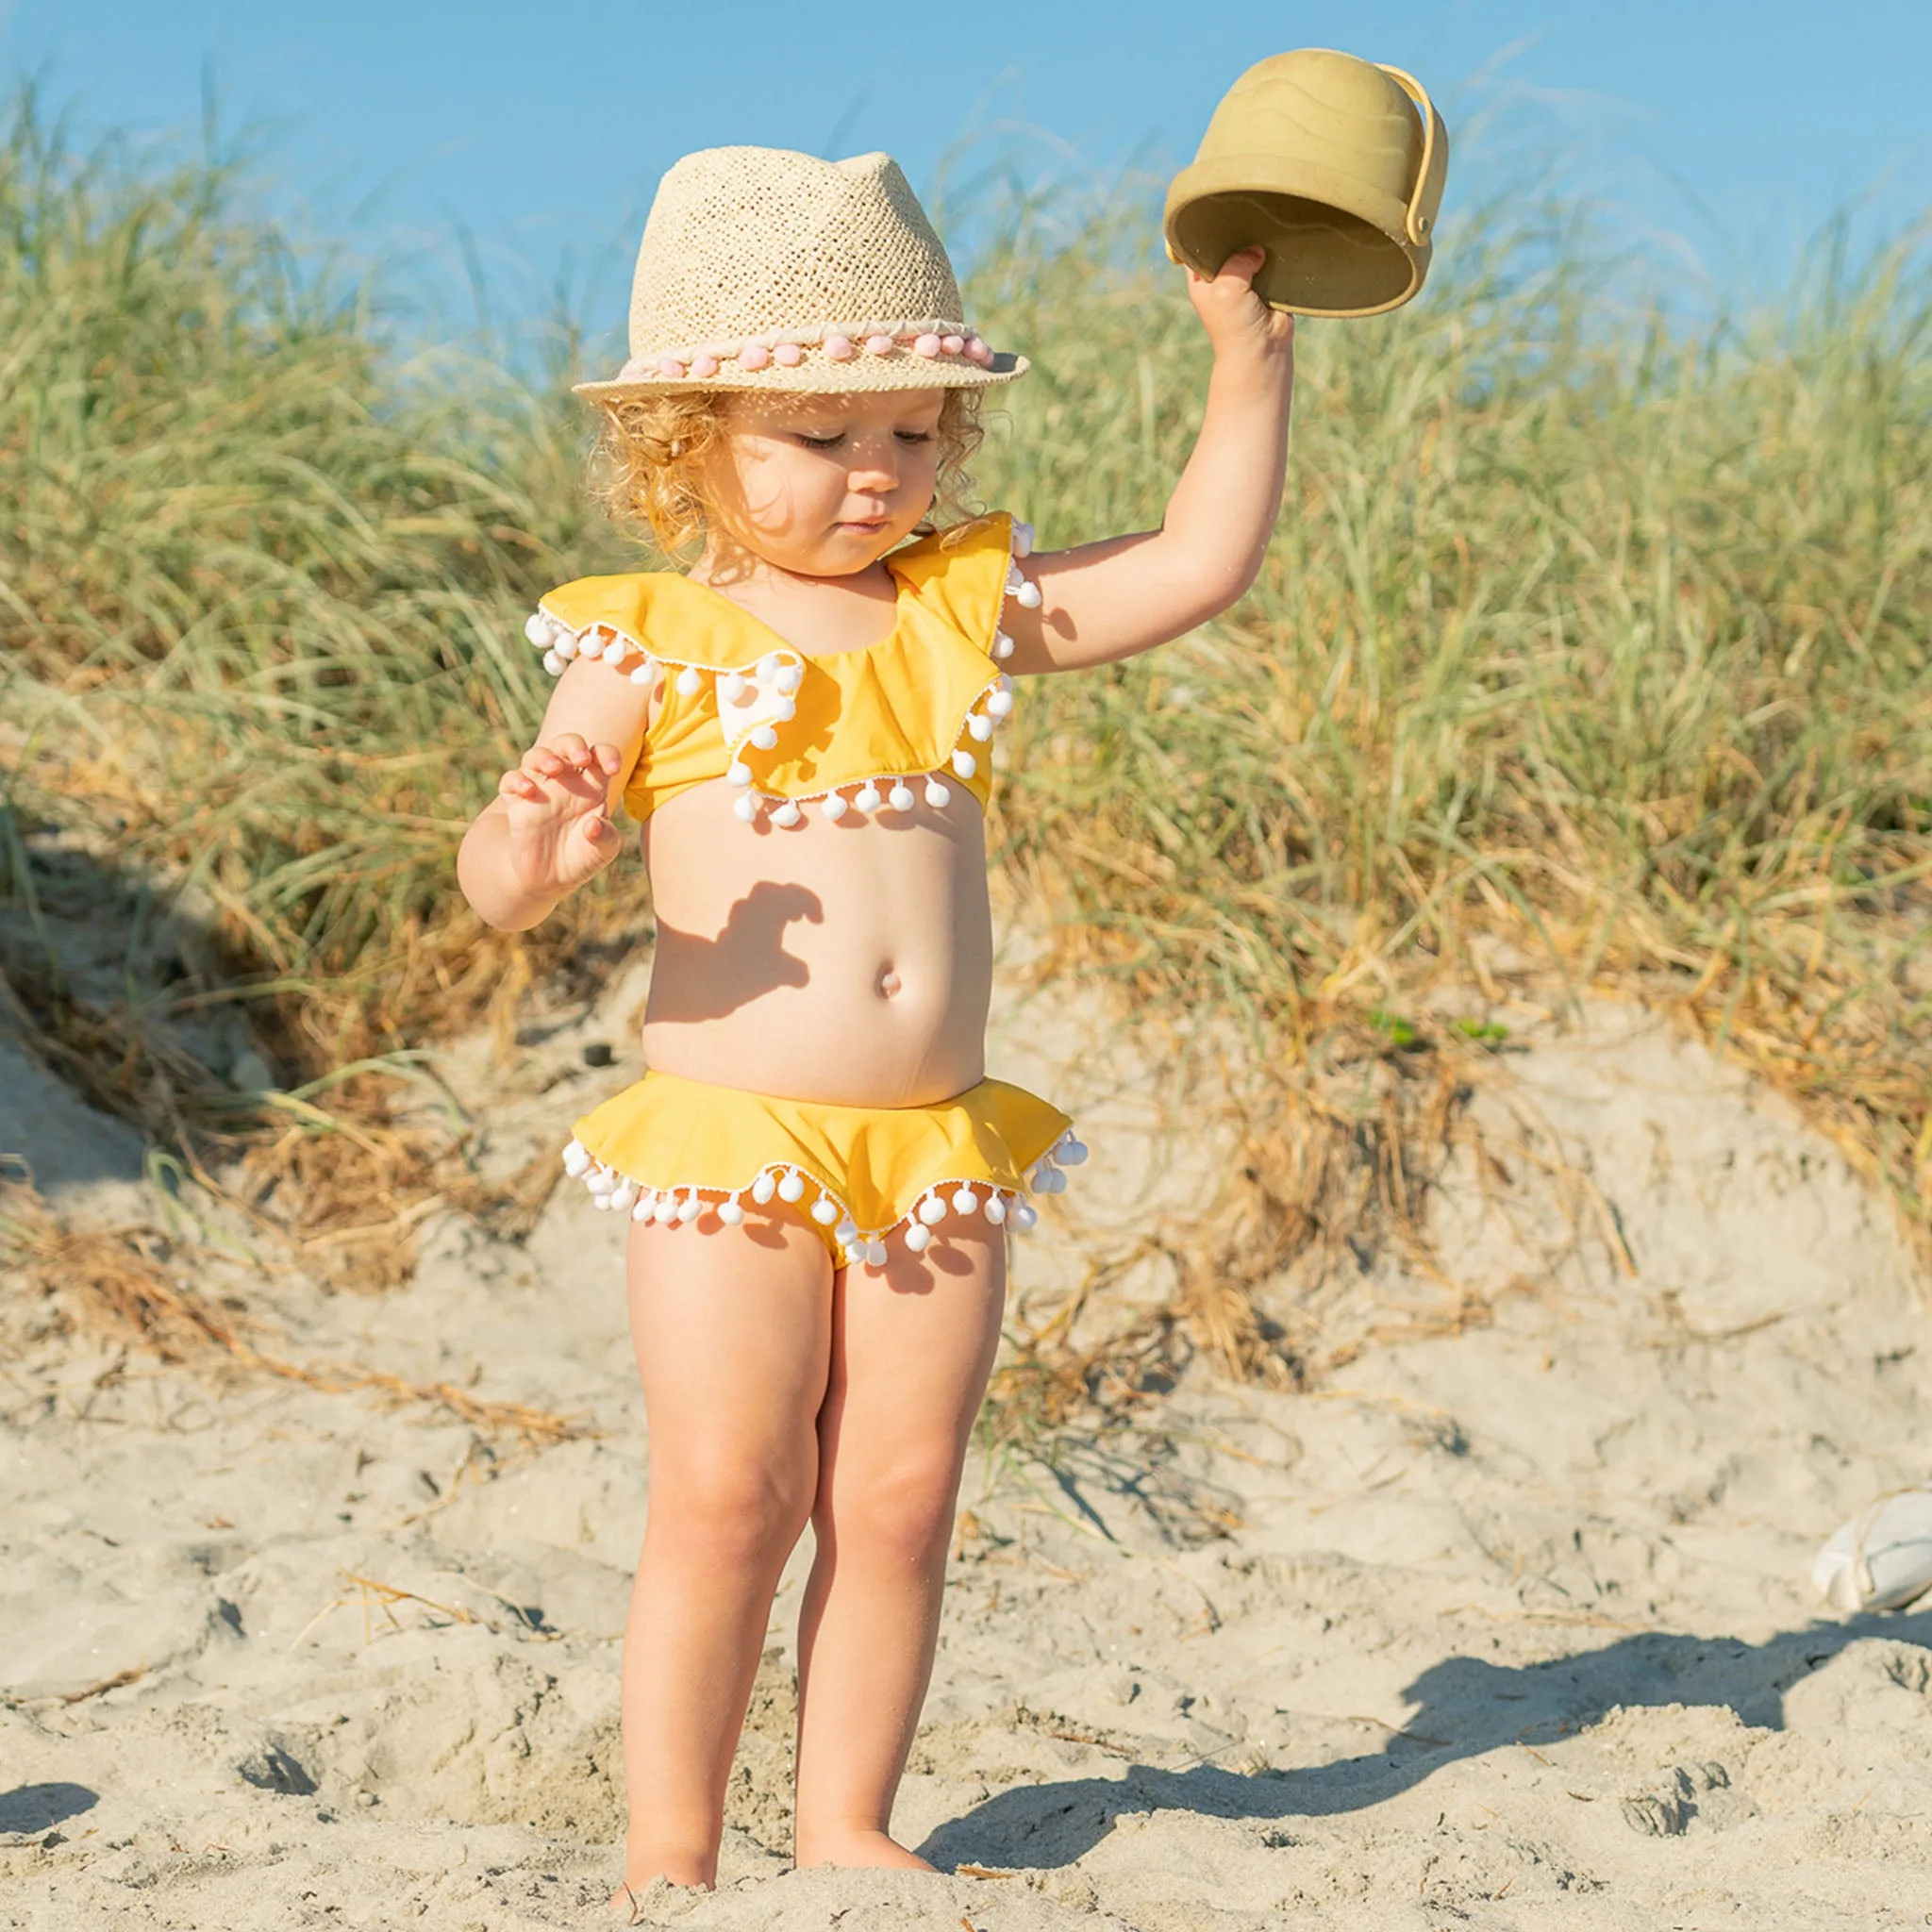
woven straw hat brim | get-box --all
[574,348,1026,405]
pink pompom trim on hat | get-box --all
[597,320,1008,386]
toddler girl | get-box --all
[456,144,1294,1897]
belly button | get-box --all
[877,965,902,999]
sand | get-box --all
[4,958,1931,1930]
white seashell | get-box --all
[524,611,556,648]
[968,713,992,741]
[1014,579,1042,609]
[918,1194,947,1225]
[811,1196,839,1224]
[653,1194,679,1224]
[1010,1199,1039,1231]
[777,1170,806,1203]
[677,1193,702,1223]
[750,724,779,751]
[720,671,747,701]
[732,791,759,823]
[727,760,754,787]
[752,1172,777,1206]
[1057,1136,1089,1165]
[772,800,803,827]
[984,1193,1008,1224]
[993,633,1014,660]
[951,1187,980,1215]
[904,1222,932,1253]
[854,782,882,812]
[951,750,976,779]
[1012,521,1035,558]
[888,783,916,812]
[541,649,566,676]
[675,665,702,696]
[718,1195,744,1225]
[562,1140,591,1176]
[924,778,951,808]
[988,687,1014,716]
[609,1179,639,1213]
[821,792,849,821]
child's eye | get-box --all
[795,431,844,450]
[895,429,935,445]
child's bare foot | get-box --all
[793,1826,932,1871]
[606,1847,713,1917]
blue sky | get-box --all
[6,0,1927,341]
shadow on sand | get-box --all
[920,1607,1932,1869]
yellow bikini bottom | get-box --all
[563,1070,1084,1267]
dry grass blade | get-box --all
[0,1180,586,1443]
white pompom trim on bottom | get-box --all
[560,1126,1087,1268]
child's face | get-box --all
[702,389,947,575]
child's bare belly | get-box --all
[636,780,994,1108]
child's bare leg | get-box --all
[618,1212,832,1893]
[791,1227,1006,1868]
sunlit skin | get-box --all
[455,252,1293,1899]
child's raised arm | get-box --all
[999,247,1295,674]
[457,663,652,932]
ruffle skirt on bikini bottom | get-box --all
[562,1069,1085,1266]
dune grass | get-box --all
[2,98,1927,1361]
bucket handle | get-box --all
[1376,64,1449,246]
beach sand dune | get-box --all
[4,974,1928,1930]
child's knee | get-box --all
[649,1451,817,1566]
[827,1457,963,1565]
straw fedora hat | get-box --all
[575,146,1026,401]
[1164,49,1449,319]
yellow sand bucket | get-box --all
[1164,48,1450,319]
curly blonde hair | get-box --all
[590,388,984,556]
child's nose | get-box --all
[846,440,900,492]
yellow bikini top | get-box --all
[524,512,1041,826]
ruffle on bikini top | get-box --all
[523,511,1040,826]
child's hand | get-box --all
[495,733,625,898]
[1186,246,1295,369]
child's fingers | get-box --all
[1215,245,1266,284]
[592,741,624,777]
[546,731,592,765]
[499,769,545,803]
